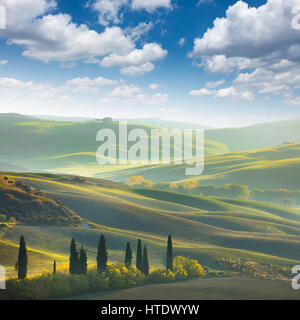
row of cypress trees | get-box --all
[15,234,174,279]
[70,234,173,275]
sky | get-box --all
[0,0,300,128]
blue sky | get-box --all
[0,0,299,127]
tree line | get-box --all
[15,234,174,279]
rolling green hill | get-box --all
[206,118,300,152]
[2,172,300,277]
[0,175,82,226]
[0,113,227,174]
[177,143,300,189]
[87,143,300,189]
[1,113,300,188]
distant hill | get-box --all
[92,143,300,189]
[177,142,300,189]
[206,119,300,151]
[32,115,212,129]
[33,115,92,122]
[0,162,29,172]
[0,113,227,173]
[0,175,82,226]
[120,117,212,130]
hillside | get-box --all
[2,172,300,277]
[120,117,212,130]
[206,119,300,152]
[0,175,82,226]
[1,114,300,188]
[88,143,300,189]
[0,113,227,175]
[177,143,300,189]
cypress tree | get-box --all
[166,234,173,271]
[97,234,108,273]
[69,238,79,274]
[142,245,149,276]
[125,242,133,268]
[136,239,143,272]
[18,235,27,280]
[53,260,56,275]
[79,247,88,275]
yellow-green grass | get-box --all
[0,239,67,277]
[80,278,300,300]
[49,143,300,189]
[0,113,227,175]
[176,143,300,189]
[2,172,300,277]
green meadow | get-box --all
[1,113,300,299]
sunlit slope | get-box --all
[178,143,300,189]
[0,239,66,276]
[88,143,300,187]
[0,113,227,174]
[206,118,300,152]
[3,173,300,266]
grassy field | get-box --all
[85,143,300,188]
[75,277,300,300]
[2,113,300,189]
[1,172,300,278]
[0,113,227,174]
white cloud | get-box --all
[215,87,254,101]
[91,0,128,26]
[197,0,214,6]
[178,38,185,47]
[149,83,159,90]
[191,0,300,62]
[91,0,171,26]
[100,83,168,105]
[286,96,300,105]
[0,76,117,98]
[125,21,153,42]
[100,43,167,75]
[132,0,172,12]
[6,14,134,62]
[65,76,117,93]
[189,86,254,101]
[205,79,225,88]
[0,60,7,65]
[120,63,154,76]
[189,0,300,103]
[189,88,213,96]
[0,0,167,75]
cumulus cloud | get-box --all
[100,43,167,75]
[205,79,225,88]
[189,81,254,101]
[132,0,172,12]
[189,0,300,102]
[190,0,300,63]
[189,88,214,96]
[91,0,128,26]
[0,0,167,75]
[0,60,7,65]
[125,21,153,42]
[100,83,168,104]
[91,0,172,26]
